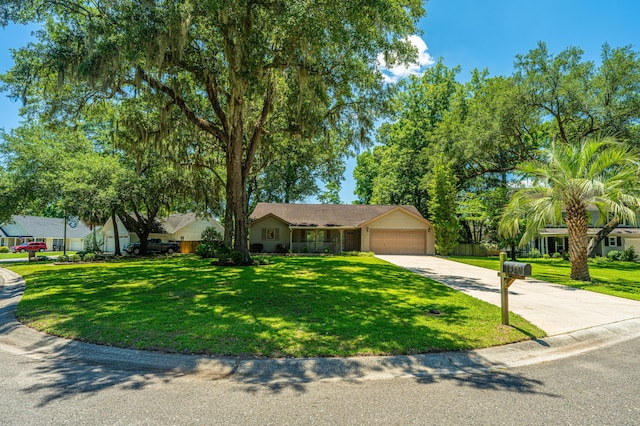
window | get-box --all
[555,237,564,252]
[605,236,622,247]
[52,238,64,250]
[261,228,279,240]
[306,230,316,242]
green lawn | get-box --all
[450,256,640,301]
[6,255,544,357]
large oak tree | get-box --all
[2,0,424,262]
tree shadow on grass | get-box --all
[11,256,542,358]
[1,258,552,406]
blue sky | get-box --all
[2,0,640,202]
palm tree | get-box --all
[500,137,640,281]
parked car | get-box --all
[123,239,180,255]
[10,242,48,253]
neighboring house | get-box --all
[249,203,435,255]
[0,215,91,251]
[534,209,640,257]
[101,213,224,253]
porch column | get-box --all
[340,230,344,253]
[289,227,293,252]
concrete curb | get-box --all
[3,266,640,383]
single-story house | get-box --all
[533,209,640,257]
[0,215,92,251]
[249,203,435,255]
[101,212,224,253]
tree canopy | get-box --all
[2,0,425,262]
[355,42,640,248]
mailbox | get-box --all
[502,261,532,277]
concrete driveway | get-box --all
[376,255,640,336]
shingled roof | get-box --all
[249,203,425,228]
[0,215,91,239]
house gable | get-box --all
[360,206,432,230]
[249,214,289,252]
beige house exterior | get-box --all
[249,203,435,255]
[532,208,640,258]
[101,213,224,253]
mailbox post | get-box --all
[498,252,532,325]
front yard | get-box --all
[450,256,640,301]
[5,255,544,357]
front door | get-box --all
[345,231,358,251]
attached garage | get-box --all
[370,230,426,255]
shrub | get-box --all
[481,243,500,256]
[57,255,69,262]
[83,233,104,252]
[543,253,550,259]
[0,246,9,253]
[527,248,542,258]
[607,250,621,261]
[201,227,223,244]
[250,243,263,253]
[231,250,244,265]
[196,242,217,258]
[83,253,96,262]
[196,241,228,259]
[69,254,81,262]
[620,246,636,262]
[217,252,230,264]
[275,243,288,254]
[552,252,562,259]
[340,251,374,257]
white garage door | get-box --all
[370,230,425,255]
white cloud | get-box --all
[377,35,435,84]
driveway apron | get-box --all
[377,255,640,336]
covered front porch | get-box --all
[289,228,361,254]
[535,235,569,256]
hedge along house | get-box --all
[249,203,435,255]
[101,213,224,253]
[0,215,91,251]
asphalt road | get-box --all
[1,335,638,425]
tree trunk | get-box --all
[227,151,250,263]
[587,217,619,257]
[226,81,251,264]
[111,209,121,256]
[223,182,234,247]
[566,204,591,281]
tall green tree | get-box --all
[359,60,461,215]
[0,123,91,218]
[500,137,640,281]
[425,157,459,255]
[514,42,640,146]
[2,0,424,263]
[355,63,542,224]
[514,42,640,252]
